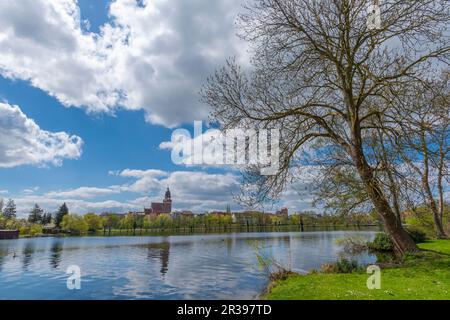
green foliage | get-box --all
[41,213,52,224]
[30,224,43,236]
[4,217,23,230]
[267,240,450,300]
[405,204,450,238]
[335,236,368,254]
[120,214,138,230]
[320,258,363,274]
[368,233,394,252]
[405,227,427,243]
[28,204,44,224]
[61,214,88,234]
[55,203,69,228]
[20,224,43,236]
[102,213,120,230]
[84,213,103,231]
[250,241,293,282]
[2,199,17,219]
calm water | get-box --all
[0,231,377,300]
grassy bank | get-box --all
[265,240,450,300]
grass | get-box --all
[265,240,450,300]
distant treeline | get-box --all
[0,199,379,236]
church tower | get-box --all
[163,187,172,213]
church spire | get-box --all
[165,187,171,200]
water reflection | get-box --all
[22,241,36,271]
[147,242,170,276]
[0,231,377,300]
[49,239,64,269]
[0,242,10,272]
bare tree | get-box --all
[394,74,450,238]
[202,0,450,254]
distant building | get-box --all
[172,211,195,219]
[0,230,19,240]
[276,208,288,217]
[145,188,172,216]
[208,211,229,217]
[126,211,145,216]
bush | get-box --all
[406,227,427,243]
[368,233,394,252]
[61,214,88,234]
[335,236,368,254]
[404,205,450,238]
[320,263,339,273]
[320,258,363,274]
[19,224,43,236]
[29,224,43,236]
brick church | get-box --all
[145,187,172,216]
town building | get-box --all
[172,211,195,219]
[276,207,289,217]
[145,188,172,216]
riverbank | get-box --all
[265,239,450,300]
[15,224,380,239]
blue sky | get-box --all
[0,0,314,216]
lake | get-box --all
[0,231,377,300]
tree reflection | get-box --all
[22,241,36,271]
[147,242,170,276]
[0,242,10,272]
[49,239,64,269]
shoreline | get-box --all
[14,224,381,239]
[263,239,450,300]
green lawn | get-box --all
[266,240,450,300]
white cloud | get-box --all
[0,0,248,127]
[111,169,169,194]
[9,169,243,216]
[45,186,121,199]
[10,166,319,216]
[12,195,137,217]
[0,102,83,168]
[114,169,241,211]
[22,187,39,194]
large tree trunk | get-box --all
[351,145,418,255]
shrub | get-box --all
[19,226,29,236]
[61,214,88,234]
[335,236,368,254]
[18,224,43,236]
[405,227,427,243]
[320,258,363,274]
[368,233,394,252]
[29,224,43,236]
[404,205,450,238]
[320,263,339,273]
[269,269,297,282]
[84,213,103,232]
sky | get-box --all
[0,0,316,217]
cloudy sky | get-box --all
[0,0,315,217]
